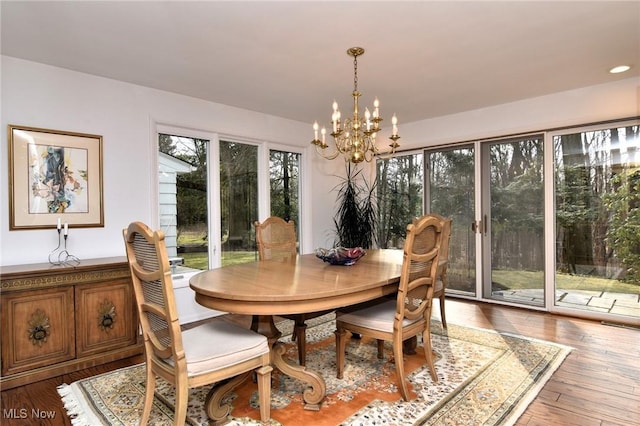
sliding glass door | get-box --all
[482,136,545,306]
[426,147,477,296]
[424,122,639,324]
[552,123,639,320]
[425,137,544,306]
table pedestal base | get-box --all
[272,342,325,410]
[204,372,251,424]
[253,314,326,409]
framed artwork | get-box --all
[8,125,104,230]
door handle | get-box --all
[471,216,488,234]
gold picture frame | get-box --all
[8,125,104,230]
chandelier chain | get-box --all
[353,54,358,93]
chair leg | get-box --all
[335,326,348,379]
[422,328,438,383]
[173,379,189,426]
[256,365,273,422]
[392,335,410,401]
[140,367,156,426]
[294,321,307,366]
[376,339,385,359]
[439,295,447,329]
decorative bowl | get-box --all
[315,247,365,266]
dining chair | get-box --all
[254,216,330,366]
[123,221,272,425]
[335,214,444,401]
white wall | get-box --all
[399,77,640,149]
[1,56,638,267]
[0,56,311,266]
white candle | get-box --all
[391,114,398,137]
[321,127,326,144]
[313,121,319,140]
[64,222,69,236]
[57,218,62,230]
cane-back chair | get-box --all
[335,214,444,401]
[123,221,272,425]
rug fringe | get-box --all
[57,383,94,426]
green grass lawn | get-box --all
[491,269,640,294]
[180,251,259,269]
[178,227,258,268]
[178,226,639,296]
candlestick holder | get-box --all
[49,228,81,266]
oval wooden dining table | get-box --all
[189,249,404,411]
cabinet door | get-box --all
[75,278,138,357]
[1,287,75,376]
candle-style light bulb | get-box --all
[391,114,398,137]
[313,121,319,140]
[373,98,380,118]
[364,108,371,131]
[321,127,326,144]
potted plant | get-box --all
[333,164,378,249]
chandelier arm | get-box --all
[372,137,401,161]
[313,143,341,160]
[373,151,395,161]
[363,148,374,163]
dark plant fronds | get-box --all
[333,164,378,249]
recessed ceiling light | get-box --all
[609,65,631,74]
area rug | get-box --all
[58,314,571,425]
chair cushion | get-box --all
[167,321,270,376]
[337,300,421,333]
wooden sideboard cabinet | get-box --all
[0,257,143,389]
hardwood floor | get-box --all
[1,299,638,425]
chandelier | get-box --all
[311,47,400,163]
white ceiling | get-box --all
[1,1,639,126]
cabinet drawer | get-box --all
[1,287,75,376]
[75,278,138,357]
